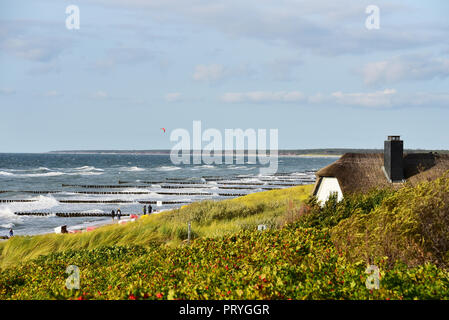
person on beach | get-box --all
[117,209,122,220]
[9,229,13,238]
[111,209,116,221]
[148,204,153,214]
[143,205,147,215]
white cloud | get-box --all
[220,88,449,108]
[87,0,448,56]
[193,64,226,82]
[27,62,62,75]
[0,88,15,95]
[266,57,303,81]
[92,90,108,99]
[165,92,182,102]
[0,31,66,63]
[362,54,449,86]
[43,90,60,97]
[94,47,155,72]
[221,91,305,103]
[402,92,449,107]
[331,89,397,108]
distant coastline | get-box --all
[47,149,449,156]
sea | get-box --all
[0,153,338,237]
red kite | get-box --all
[161,128,166,133]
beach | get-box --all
[0,153,335,236]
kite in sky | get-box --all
[161,128,166,133]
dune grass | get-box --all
[0,185,313,269]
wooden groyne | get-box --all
[62,184,150,189]
[217,181,265,186]
[160,185,212,189]
[138,200,191,204]
[14,212,131,217]
[141,181,206,185]
[0,199,37,203]
[0,190,59,194]
[156,192,212,196]
[1,199,192,204]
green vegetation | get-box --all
[0,185,312,269]
[1,174,449,300]
[331,173,449,267]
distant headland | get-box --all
[47,149,449,156]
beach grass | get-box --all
[0,185,313,269]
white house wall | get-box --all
[316,177,343,205]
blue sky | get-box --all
[1,0,448,152]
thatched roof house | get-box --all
[313,136,449,204]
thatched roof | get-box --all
[313,152,449,195]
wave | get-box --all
[70,171,103,176]
[80,209,105,214]
[0,167,51,173]
[74,166,104,172]
[0,195,59,220]
[195,165,216,169]
[0,171,66,178]
[0,222,14,229]
[226,165,253,170]
[122,188,151,193]
[120,166,146,172]
[156,166,181,172]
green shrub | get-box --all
[331,172,449,267]
[297,188,393,229]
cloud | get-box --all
[0,88,15,95]
[219,88,449,108]
[329,89,449,108]
[86,0,449,56]
[92,90,108,99]
[193,64,226,82]
[221,91,305,103]
[27,62,62,75]
[0,36,66,62]
[165,92,182,102]
[94,47,156,72]
[331,89,397,108]
[361,54,449,85]
[0,21,68,63]
[402,92,449,107]
[43,90,60,97]
[265,57,303,81]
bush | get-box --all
[297,188,393,229]
[331,172,449,267]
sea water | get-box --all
[0,153,337,236]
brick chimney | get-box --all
[384,135,404,182]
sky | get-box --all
[0,0,448,152]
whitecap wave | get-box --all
[156,166,181,172]
[227,165,252,170]
[81,209,105,214]
[195,165,216,169]
[0,195,59,220]
[74,166,104,172]
[0,171,65,178]
[120,166,146,172]
[70,171,103,176]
